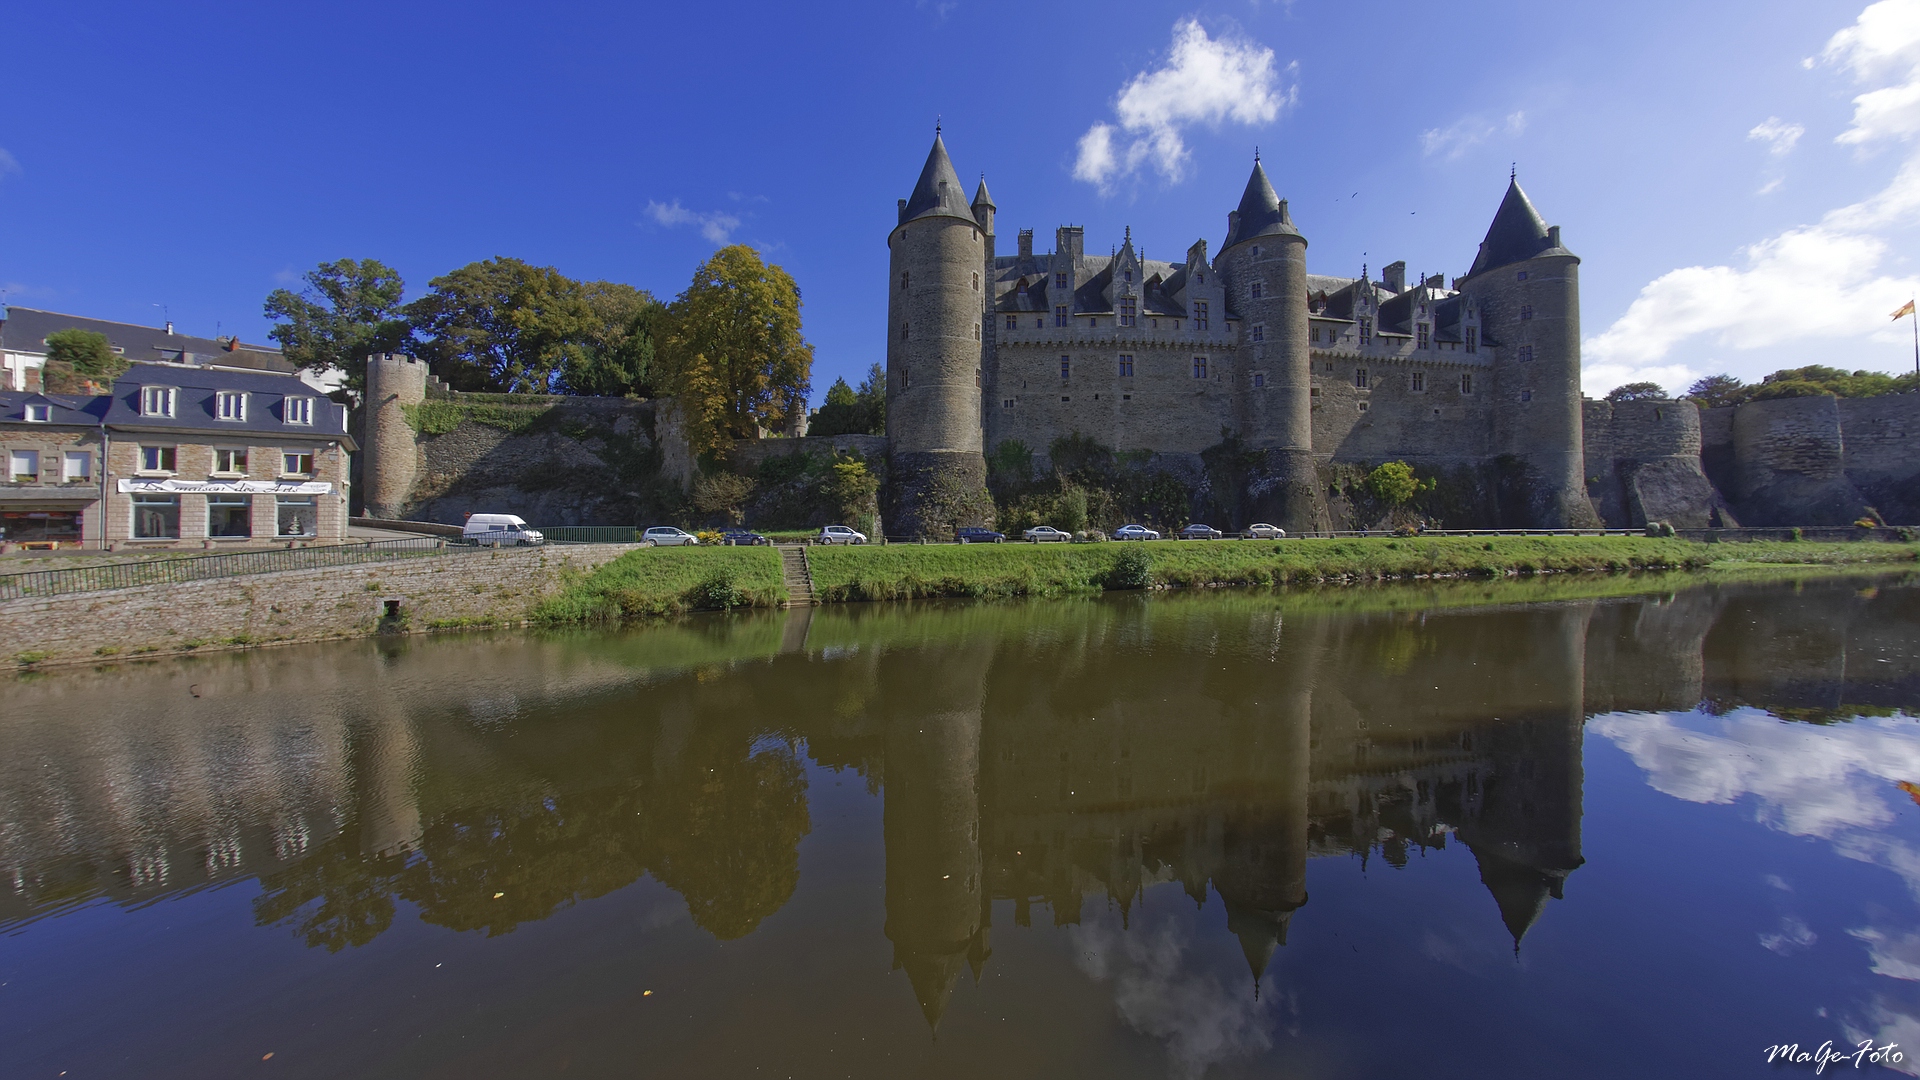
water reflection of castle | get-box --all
[3,577,1917,1027]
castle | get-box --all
[882,131,1592,535]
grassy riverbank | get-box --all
[529,546,785,622]
[806,535,1920,602]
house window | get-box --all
[1412,371,1426,392]
[1251,324,1265,343]
[1055,271,1068,289]
[214,447,248,474]
[1119,299,1136,326]
[277,496,316,538]
[1355,369,1369,389]
[10,449,39,482]
[283,451,315,476]
[132,494,179,539]
[1060,356,1071,380]
[1518,345,1535,362]
[1461,373,1474,394]
[1358,317,1372,345]
[1194,301,1209,331]
[25,403,50,422]
[1054,305,1069,328]
[215,391,247,422]
[1417,324,1429,349]
[140,445,177,473]
[1192,356,1208,379]
[1521,389,1534,402]
[1118,355,1134,377]
[207,493,252,538]
[63,451,91,481]
[1521,305,1533,321]
[141,386,176,418]
[1253,372,1266,388]
[900,271,909,291]
[285,396,313,425]
[1465,327,1478,353]
[1006,314,1017,331]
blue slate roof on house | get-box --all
[0,306,290,371]
[103,363,352,442]
[0,391,109,425]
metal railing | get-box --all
[535,526,641,544]
[0,537,459,601]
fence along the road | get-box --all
[0,537,456,601]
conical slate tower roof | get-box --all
[1469,845,1558,952]
[1466,176,1571,278]
[899,133,976,227]
[1224,159,1302,250]
[971,175,995,209]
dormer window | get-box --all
[216,391,248,421]
[1123,270,1133,284]
[141,386,176,418]
[284,396,314,425]
[1417,324,1430,349]
[1119,299,1136,327]
[1465,327,1479,353]
[25,403,50,422]
[1193,301,1210,331]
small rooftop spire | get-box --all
[936,115,942,136]
[1510,162,1516,181]
[1254,146,1260,163]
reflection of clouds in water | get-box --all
[1760,916,1817,955]
[1068,909,1274,1080]
[1845,995,1920,1077]
[1851,927,1920,983]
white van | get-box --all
[463,514,544,546]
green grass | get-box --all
[530,546,786,623]
[806,535,1920,602]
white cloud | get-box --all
[1420,111,1527,161]
[1749,117,1806,156]
[644,199,741,245]
[1073,19,1296,192]
[1823,0,1920,145]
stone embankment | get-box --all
[4,544,629,670]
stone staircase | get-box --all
[779,544,815,607]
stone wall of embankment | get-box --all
[3,544,631,669]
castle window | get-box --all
[1061,396,1070,402]
[1325,362,1334,372]
[1192,356,1208,379]
[973,272,980,291]
[1416,324,1429,349]
[1251,324,1264,343]
[1461,373,1474,394]
[1412,371,1425,392]
[1036,317,1044,328]
[1055,271,1068,289]
[1118,355,1134,377]
[1252,245,1261,256]
[901,323,911,341]
[901,271,909,291]
[1194,301,1209,331]
[1060,356,1071,380]
[1521,389,1533,402]
[1004,399,1014,408]
[1007,315,1017,331]
[1253,372,1265,388]
[1518,345,1535,362]
[1355,368,1369,389]
[1119,299,1136,326]
[975,369,982,387]
[1124,269,1133,284]
[1359,401,1369,412]
[1358,317,1372,345]
[1251,281,1263,300]
[1123,393,1131,400]
[1310,326,1321,343]
[1054,306,1068,328]
[1521,304,1533,321]
[1517,271,1529,281]
[1465,327,1478,353]
[974,323,980,340]
[284,397,313,425]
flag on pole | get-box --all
[1895,299,1917,320]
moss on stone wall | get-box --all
[402,400,556,436]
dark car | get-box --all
[957,527,1005,544]
[719,529,771,546]
[1178,523,1223,540]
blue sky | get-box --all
[1,0,1916,402]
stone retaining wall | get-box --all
[3,543,630,669]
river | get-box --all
[4,573,1920,1078]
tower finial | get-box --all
[1254,146,1260,163]
[1510,162,1516,181]
[936,115,942,137]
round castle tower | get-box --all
[883,132,994,537]
[1459,178,1593,528]
[1214,159,1329,533]
[362,352,427,519]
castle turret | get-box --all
[883,133,994,537]
[1459,177,1593,527]
[362,352,426,518]
[1215,159,1328,532]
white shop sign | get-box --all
[117,478,335,495]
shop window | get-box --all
[208,494,252,538]
[277,497,317,538]
[132,494,180,539]
[0,510,80,543]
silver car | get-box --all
[1112,524,1161,541]
[1023,525,1071,542]
[1242,523,1287,539]
[641,526,699,547]
[817,525,868,545]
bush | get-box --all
[1364,461,1419,506]
[696,530,724,544]
[1107,546,1153,590]
[1645,521,1676,538]
[692,567,748,610]
[1856,518,1880,529]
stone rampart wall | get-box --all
[729,433,890,474]
[2,543,628,668]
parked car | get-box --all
[720,529,771,546]
[464,513,544,546]
[957,527,1005,544]
[1242,523,1286,539]
[640,526,699,547]
[1178,523,1223,540]
[1112,524,1161,541]
[817,525,868,545]
[1023,525,1071,542]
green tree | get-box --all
[812,363,886,436]
[658,246,814,456]
[853,362,885,433]
[827,456,880,524]
[407,258,583,393]
[263,258,411,391]
[39,329,128,392]
[553,283,666,397]
[691,471,755,526]
[1606,382,1667,402]
[1365,460,1420,505]
[1686,374,1744,408]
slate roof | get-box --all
[989,253,1191,316]
[1222,161,1303,250]
[971,175,995,209]
[899,134,977,227]
[0,306,291,371]
[101,363,353,443]
[1465,178,1573,278]
[0,391,108,425]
